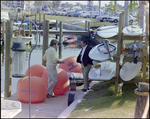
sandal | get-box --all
[46,94,57,98]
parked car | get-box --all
[55,9,67,16]
[79,11,91,18]
[87,11,99,18]
[49,11,56,15]
[109,14,136,24]
[67,10,76,17]
[96,12,111,22]
[71,12,82,17]
[9,7,15,10]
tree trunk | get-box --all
[99,1,101,16]
[124,1,129,27]
[90,1,93,19]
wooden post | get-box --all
[23,13,25,30]
[87,21,90,36]
[115,12,124,95]
[39,13,41,24]
[16,12,18,22]
[42,20,49,66]
[35,13,36,24]
[134,82,149,118]
[4,20,13,97]
[141,11,149,82]
[43,14,45,21]
[59,21,63,59]
[29,22,32,36]
[85,21,88,31]
[1,21,5,64]
[12,12,14,23]
[56,20,58,39]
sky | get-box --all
[61,1,125,7]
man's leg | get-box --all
[83,64,91,90]
[46,65,57,95]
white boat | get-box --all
[89,41,117,61]
[120,62,142,81]
[122,25,143,36]
[89,61,116,81]
[96,25,118,38]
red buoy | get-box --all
[25,64,46,77]
[17,76,47,103]
[58,56,82,73]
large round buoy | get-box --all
[53,68,70,95]
[58,56,82,73]
[25,64,46,77]
[41,71,48,87]
[17,76,47,103]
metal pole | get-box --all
[59,21,63,59]
[42,20,49,66]
[4,20,13,97]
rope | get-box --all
[134,88,149,96]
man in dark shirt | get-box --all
[77,38,93,92]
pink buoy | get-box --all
[53,68,70,95]
[25,64,46,77]
[41,71,48,88]
[58,56,82,73]
[17,76,47,103]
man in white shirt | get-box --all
[43,39,65,98]
[77,38,93,92]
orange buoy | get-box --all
[53,68,70,95]
[17,76,47,103]
[41,68,70,95]
[25,64,46,77]
[58,56,82,73]
[41,71,48,88]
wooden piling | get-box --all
[42,20,49,66]
[23,13,25,30]
[43,14,45,21]
[29,22,32,36]
[141,11,149,82]
[12,12,14,23]
[85,21,88,31]
[59,21,63,59]
[56,20,58,39]
[4,21,13,97]
[16,12,18,22]
[134,82,149,118]
[115,12,124,95]
[39,13,41,24]
[35,13,36,24]
[87,21,90,37]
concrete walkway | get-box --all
[1,81,98,118]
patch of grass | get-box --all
[68,81,137,118]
